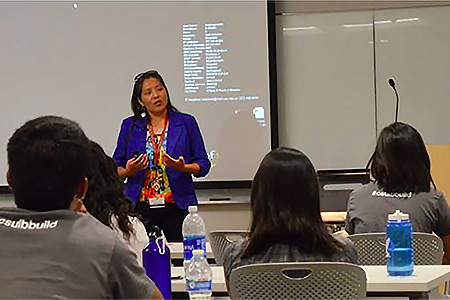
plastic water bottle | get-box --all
[186,249,212,300]
[182,206,206,269]
[143,226,172,299]
[386,210,414,276]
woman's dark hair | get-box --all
[84,141,134,240]
[367,122,435,194]
[131,70,177,117]
[242,147,343,259]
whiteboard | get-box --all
[374,6,450,145]
[277,10,377,170]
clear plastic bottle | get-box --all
[386,210,414,276]
[185,249,212,300]
[182,206,206,269]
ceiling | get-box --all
[275,1,450,14]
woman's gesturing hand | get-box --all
[125,154,149,176]
[162,151,185,172]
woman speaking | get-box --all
[113,70,211,242]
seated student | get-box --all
[223,147,357,291]
[0,116,162,299]
[345,122,450,263]
[84,141,149,265]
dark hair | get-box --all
[242,147,342,259]
[7,116,89,211]
[367,122,434,193]
[84,141,134,240]
[131,70,177,117]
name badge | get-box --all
[149,197,165,208]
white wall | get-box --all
[275,1,449,14]
[4,2,450,231]
[277,9,377,170]
[276,4,450,171]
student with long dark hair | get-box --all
[84,141,148,265]
[223,147,357,289]
[345,122,450,263]
[113,70,211,241]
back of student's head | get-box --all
[369,122,433,193]
[84,141,134,239]
[7,116,89,211]
[244,147,339,258]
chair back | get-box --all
[348,232,443,265]
[230,262,367,300]
[208,230,248,266]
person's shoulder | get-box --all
[121,116,135,126]
[119,116,147,133]
[223,238,248,277]
[333,234,358,262]
[75,213,117,233]
[225,238,247,257]
[333,234,354,249]
[171,111,196,123]
[427,188,444,199]
[0,207,21,215]
[0,209,120,251]
[350,182,378,199]
[72,213,120,248]
[128,216,149,244]
[416,188,446,204]
[117,116,136,131]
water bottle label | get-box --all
[183,236,206,260]
[186,279,212,292]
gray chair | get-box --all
[348,232,443,265]
[230,262,367,300]
[208,230,248,266]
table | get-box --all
[172,266,226,292]
[168,242,213,259]
[321,211,346,223]
[364,265,450,293]
[171,265,450,298]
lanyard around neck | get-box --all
[148,114,168,164]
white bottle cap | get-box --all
[388,210,409,222]
[192,249,204,256]
[188,206,198,213]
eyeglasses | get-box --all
[134,70,159,81]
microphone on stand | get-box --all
[388,78,400,122]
